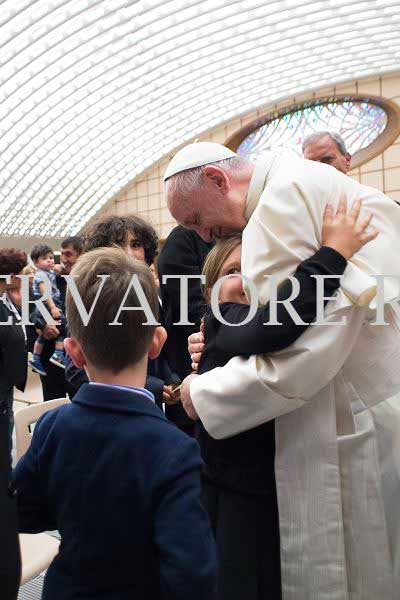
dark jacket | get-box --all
[157,226,214,427]
[13,382,217,600]
[64,354,172,407]
[0,298,23,598]
[0,300,27,391]
[29,280,76,401]
[157,226,214,380]
[0,398,20,600]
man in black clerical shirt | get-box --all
[157,225,214,435]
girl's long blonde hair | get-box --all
[202,234,242,304]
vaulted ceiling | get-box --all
[0,0,399,237]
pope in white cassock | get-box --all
[164,142,400,600]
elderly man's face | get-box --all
[174,196,245,242]
[303,135,351,174]
[167,167,248,242]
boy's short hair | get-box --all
[82,215,158,266]
[31,244,53,263]
[67,247,159,373]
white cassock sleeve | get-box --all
[191,161,400,439]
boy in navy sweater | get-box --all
[13,248,217,600]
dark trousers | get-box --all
[0,382,21,599]
[0,381,14,453]
[165,403,196,437]
[203,480,282,600]
[40,341,76,401]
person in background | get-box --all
[157,225,214,435]
[13,247,217,600]
[21,264,38,355]
[65,215,179,409]
[57,236,84,301]
[0,417,20,600]
[0,248,27,599]
[33,237,83,402]
[0,248,28,449]
[82,214,157,263]
[28,244,66,374]
[302,131,352,174]
[150,263,160,289]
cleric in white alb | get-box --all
[165,142,400,600]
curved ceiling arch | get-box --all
[0,0,399,236]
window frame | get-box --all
[226,94,400,170]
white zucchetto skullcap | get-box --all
[163,142,237,181]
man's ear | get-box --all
[202,164,230,194]
[345,153,351,171]
[64,337,86,368]
[148,326,167,360]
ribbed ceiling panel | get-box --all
[0,0,399,236]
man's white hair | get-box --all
[165,157,249,205]
[302,131,348,155]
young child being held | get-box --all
[13,248,217,600]
[28,244,66,374]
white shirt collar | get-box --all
[88,381,155,403]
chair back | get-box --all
[20,533,60,586]
[14,398,70,460]
[13,367,43,404]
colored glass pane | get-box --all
[237,101,387,161]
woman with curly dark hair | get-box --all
[82,215,158,266]
[0,248,27,600]
[67,215,180,410]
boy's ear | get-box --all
[64,337,86,369]
[148,326,167,360]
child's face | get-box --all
[35,252,55,271]
[123,233,146,262]
[217,244,247,304]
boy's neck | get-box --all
[85,358,148,390]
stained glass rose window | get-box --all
[237,99,387,161]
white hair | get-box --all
[302,131,348,155]
[165,156,249,205]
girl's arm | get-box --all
[214,246,346,357]
[211,197,376,358]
